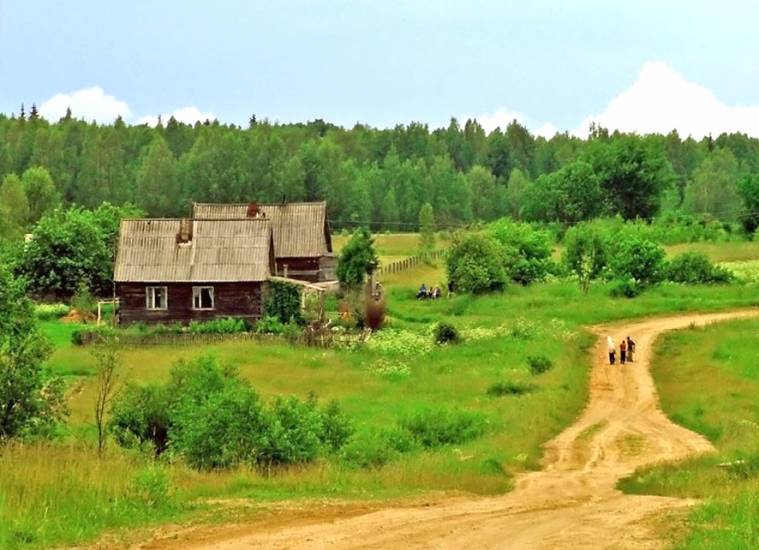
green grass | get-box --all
[665,241,759,263]
[10,257,759,548]
[619,317,759,548]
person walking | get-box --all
[620,338,627,364]
[626,336,635,362]
[607,336,616,365]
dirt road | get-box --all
[144,310,758,550]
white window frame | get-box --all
[192,286,215,310]
[145,286,168,310]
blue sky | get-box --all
[2,1,759,136]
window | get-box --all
[192,286,215,310]
[146,286,167,310]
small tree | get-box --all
[92,345,121,457]
[0,265,65,441]
[446,232,506,294]
[336,227,378,288]
[418,203,436,263]
[563,224,607,294]
[610,237,665,288]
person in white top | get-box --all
[607,336,616,365]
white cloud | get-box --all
[39,86,131,123]
[471,109,526,133]
[573,61,759,139]
[136,106,216,127]
[469,109,557,138]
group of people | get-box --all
[607,336,635,365]
[416,283,442,300]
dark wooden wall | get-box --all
[117,281,264,325]
[275,257,321,282]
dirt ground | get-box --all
[137,310,758,550]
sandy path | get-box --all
[142,310,758,550]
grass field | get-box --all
[3,232,759,548]
[619,317,759,548]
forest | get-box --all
[2,108,759,241]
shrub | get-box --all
[608,278,643,298]
[340,428,415,468]
[255,315,285,335]
[34,303,70,320]
[110,356,351,469]
[446,232,506,294]
[282,320,302,343]
[70,282,96,317]
[665,252,733,284]
[188,317,248,334]
[488,219,553,285]
[336,227,379,288]
[109,384,172,455]
[320,400,353,451]
[434,322,460,344]
[487,381,535,397]
[399,407,487,448]
[70,325,115,346]
[131,466,172,508]
[609,237,665,287]
[340,431,396,468]
[527,355,553,375]
[264,280,303,324]
[364,296,386,331]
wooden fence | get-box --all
[376,250,445,277]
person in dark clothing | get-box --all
[620,338,627,364]
[417,283,428,299]
[626,336,635,362]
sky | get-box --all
[2,0,759,137]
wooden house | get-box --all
[192,201,336,283]
[113,218,274,325]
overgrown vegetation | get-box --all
[619,318,759,548]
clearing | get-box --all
[142,309,759,550]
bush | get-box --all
[110,355,351,469]
[336,227,379,288]
[340,432,396,468]
[434,322,460,344]
[188,317,248,334]
[71,326,115,346]
[340,428,414,468]
[255,315,285,335]
[109,384,172,455]
[131,466,172,508]
[608,278,643,298]
[264,280,303,324]
[364,296,386,331]
[609,237,665,287]
[487,381,535,397]
[446,232,507,294]
[489,219,553,285]
[665,252,733,284]
[70,282,96,317]
[527,355,553,375]
[34,303,70,320]
[320,400,353,451]
[399,407,487,448]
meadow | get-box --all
[3,233,759,548]
[620,317,759,548]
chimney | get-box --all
[177,219,193,244]
[247,202,259,218]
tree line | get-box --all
[1,112,759,239]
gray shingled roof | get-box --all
[192,202,332,258]
[114,219,272,282]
